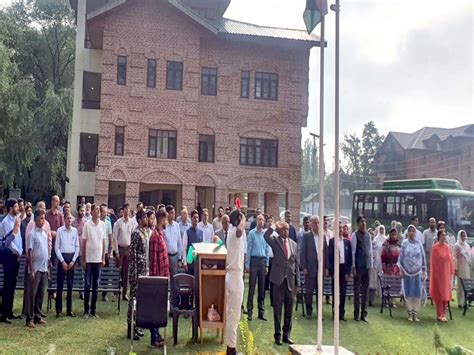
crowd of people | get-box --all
[0,196,473,353]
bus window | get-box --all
[426,194,445,222]
[364,195,374,217]
[386,195,396,216]
[354,194,364,217]
[447,196,474,234]
[400,195,417,218]
[373,195,381,219]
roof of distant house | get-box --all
[387,124,474,151]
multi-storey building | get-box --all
[66,0,320,217]
[375,124,474,191]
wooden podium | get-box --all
[193,242,227,344]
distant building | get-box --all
[375,124,474,191]
[65,0,321,218]
[302,192,319,215]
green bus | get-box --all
[352,179,474,241]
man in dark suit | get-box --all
[300,216,328,320]
[215,215,230,245]
[283,210,298,243]
[328,222,352,321]
[264,221,298,346]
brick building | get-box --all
[66,0,320,218]
[375,124,474,191]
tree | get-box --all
[301,138,320,199]
[0,0,75,201]
[341,121,385,190]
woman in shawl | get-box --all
[454,230,471,308]
[398,225,426,322]
[430,229,454,323]
[368,226,386,305]
[381,228,400,276]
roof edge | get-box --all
[168,0,218,34]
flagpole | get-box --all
[316,13,325,353]
[332,0,341,354]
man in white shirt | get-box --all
[197,208,215,243]
[55,213,80,317]
[212,206,225,232]
[100,204,113,302]
[422,217,437,271]
[225,209,246,355]
[82,204,106,319]
[113,203,135,301]
[164,205,184,306]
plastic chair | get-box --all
[171,273,198,345]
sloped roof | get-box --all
[303,192,318,202]
[388,124,474,151]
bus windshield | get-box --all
[447,196,474,232]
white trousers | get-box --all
[225,271,244,348]
[405,297,421,315]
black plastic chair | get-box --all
[131,276,169,354]
[171,273,198,345]
[460,278,474,316]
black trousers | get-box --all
[331,267,348,319]
[353,268,369,318]
[84,263,101,315]
[304,274,318,316]
[272,279,293,340]
[56,253,75,314]
[247,256,266,317]
[265,258,274,306]
[0,250,19,319]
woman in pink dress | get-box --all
[381,228,400,276]
[430,230,454,323]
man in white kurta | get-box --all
[224,210,246,355]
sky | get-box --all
[0,0,472,170]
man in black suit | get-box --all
[283,210,298,243]
[264,221,298,346]
[328,222,352,321]
[300,216,328,320]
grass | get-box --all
[1,286,474,354]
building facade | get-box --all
[375,125,474,191]
[66,0,319,217]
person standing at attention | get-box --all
[351,215,373,322]
[113,203,135,301]
[422,218,437,271]
[25,210,49,328]
[430,230,454,323]
[82,204,106,319]
[224,209,246,355]
[212,206,225,232]
[198,208,215,243]
[245,214,269,322]
[55,213,80,317]
[454,230,471,308]
[264,221,299,346]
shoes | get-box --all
[56,313,61,318]
[136,328,144,337]
[226,346,237,355]
[102,296,109,302]
[122,295,129,301]
[354,316,360,322]
[25,321,35,328]
[283,337,294,345]
[258,315,267,321]
[10,314,22,320]
[150,341,164,348]
[90,313,99,319]
[40,312,47,318]
[275,338,283,346]
[67,312,76,318]
[306,314,312,320]
[1,318,12,324]
[361,316,368,323]
[34,319,47,325]
[247,315,252,321]
[127,324,140,341]
[83,313,89,320]
[340,317,347,322]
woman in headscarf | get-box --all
[395,222,404,246]
[382,228,400,276]
[369,226,387,305]
[397,225,426,322]
[430,229,454,323]
[454,230,471,308]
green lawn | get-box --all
[1,287,473,354]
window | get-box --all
[240,138,278,167]
[255,72,278,100]
[148,130,177,159]
[114,126,124,156]
[82,71,101,109]
[147,59,157,88]
[117,56,127,85]
[79,133,98,172]
[201,67,217,96]
[199,135,215,162]
[166,61,183,90]
[241,71,250,98]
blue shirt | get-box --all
[245,228,269,269]
[28,227,49,273]
[186,226,203,255]
[0,214,23,256]
[164,221,183,259]
[179,220,191,239]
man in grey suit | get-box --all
[300,216,328,320]
[215,215,230,245]
[264,221,299,346]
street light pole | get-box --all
[309,132,320,216]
